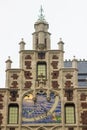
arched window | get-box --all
[37,62,47,79]
[8,104,19,124]
[65,103,75,124]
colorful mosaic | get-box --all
[22,92,61,124]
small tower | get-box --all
[58,38,64,51]
[5,56,12,70]
[72,56,78,69]
[19,38,26,51]
[32,6,51,50]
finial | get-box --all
[38,5,45,21]
[59,38,62,41]
[8,56,10,60]
[21,38,24,41]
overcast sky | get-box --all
[0,0,87,87]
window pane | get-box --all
[9,105,18,124]
[65,105,75,124]
[37,63,46,79]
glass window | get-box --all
[8,104,18,124]
[37,62,46,79]
[65,104,75,124]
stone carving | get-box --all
[65,81,73,88]
[24,71,32,79]
[0,103,3,109]
[81,111,87,124]
[11,74,18,79]
[52,81,59,89]
[65,73,73,79]
[11,81,18,88]
[81,102,87,109]
[51,71,59,79]
[38,52,45,59]
[51,61,58,69]
[10,90,19,101]
[52,55,59,59]
[80,93,87,101]
[0,94,4,101]
[0,113,3,124]
[25,55,31,59]
[24,81,32,88]
[25,61,32,69]
[65,89,73,101]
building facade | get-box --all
[0,7,87,130]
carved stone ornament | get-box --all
[10,90,19,101]
[24,81,32,88]
[0,113,3,124]
[0,103,3,109]
[65,81,73,88]
[24,71,32,79]
[81,102,87,109]
[81,110,87,124]
[25,61,32,69]
[25,55,31,59]
[51,61,58,69]
[65,89,73,101]
[11,81,18,88]
[11,74,18,79]
[38,52,45,59]
[51,71,59,79]
[52,81,59,89]
[0,94,4,101]
[52,55,59,59]
[65,73,73,79]
[80,93,87,101]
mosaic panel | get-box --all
[22,92,61,124]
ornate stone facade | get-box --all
[0,7,87,130]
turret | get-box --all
[58,38,64,51]
[5,56,12,70]
[32,6,51,50]
[19,38,26,51]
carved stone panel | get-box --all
[0,113,3,124]
[24,81,32,88]
[65,89,73,101]
[25,55,31,59]
[81,102,87,109]
[11,81,18,88]
[80,93,87,101]
[51,61,58,69]
[10,90,19,101]
[65,81,73,88]
[11,74,18,79]
[0,103,3,109]
[0,94,4,101]
[52,55,59,59]
[51,71,59,79]
[52,81,59,89]
[65,73,73,79]
[25,61,32,69]
[24,71,32,79]
[81,110,87,124]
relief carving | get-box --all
[24,81,32,88]
[52,55,59,59]
[10,90,19,101]
[65,81,73,88]
[65,73,73,79]
[65,89,73,101]
[81,111,87,124]
[81,102,87,109]
[25,55,31,59]
[11,81,18,88]
[0,94,4,101]
[24,71,32,79]
[25,61,32,69]
[51,61,58,69]
[0,113,3,124]
[11,74,18,79]
[52,81,59,89]
[80,93,87,101]
[0,103,3,109]
[38,52,45,59]
[51,71,59,79]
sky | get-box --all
[0,0,87,87]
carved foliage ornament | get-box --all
[24,81,32,88]
[81,110,87,124]
[51,61,58,69]
[10,90,19,101]
[24,71,32,79]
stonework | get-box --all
[0,8,87,130]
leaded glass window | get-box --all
[37,62,46,79]
[8,104,18,124]
[65,104,75,124]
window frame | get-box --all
[65,103,76,124]
[37,62,47,80]
[8,104,19,124]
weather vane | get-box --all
[38,5,45,21]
